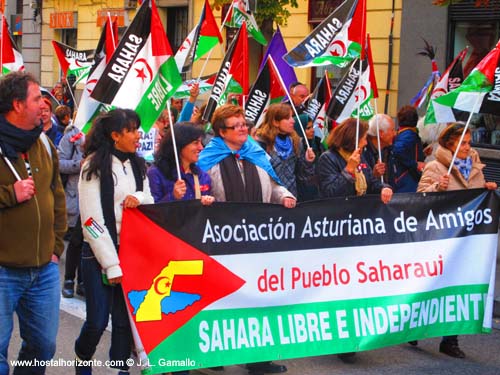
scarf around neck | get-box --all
[338,148,367,196]
[0,115,43,159]
[454,156,473,181]
[274,134,293,160]
[198,136,283,185]
[100,149,144,249]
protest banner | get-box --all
[120,189,499,374]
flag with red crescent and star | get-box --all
[283,0,365,68]
[52,41,94,87]
[90,0,182,133]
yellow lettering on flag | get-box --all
[136,260,203,322]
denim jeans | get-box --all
[0,262,60,375]
[75,243,132,372]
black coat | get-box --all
[318,149,387,198]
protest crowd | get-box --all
[1,0,500,374]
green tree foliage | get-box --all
[213,0,300,41]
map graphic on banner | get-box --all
[120,190,499,374]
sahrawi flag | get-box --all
[91,0,182,133]
[74,17,118,133]
[174,0,223,73]
[283,0,365,68]
[224,0,267,46]
[0,15,24,74]
[173,74,216,99]
[326,56,374,123]
[202,23,248,122]
[52,41,94,86]
[245,55,287,127]
[433,40,500,121]
[305,73,332,142]
[424,47,468,125]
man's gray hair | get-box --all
[368,114,394,136]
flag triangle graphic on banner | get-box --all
[120,207,246,354]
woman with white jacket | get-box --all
[75,109,153,375]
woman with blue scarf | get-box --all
[255,103,316,198]
[197,104,293,374]
[417,122,497,359]
[198,104,295,208]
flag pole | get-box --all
[447,94,482,175]
[107,12,117,50]
[373,99,384,184]
[126,310,150,372]
[166,100,182,180]
[268,55,311,149]
[384,0,395,114]
[355,56,362,147]
[0,145,22,181]
[355,0,367,148]
[1,14,4,77]
[66,79,79,112]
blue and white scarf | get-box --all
[453,156,473,181]
[274,134,293,160]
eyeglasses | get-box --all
[224,123,248,130]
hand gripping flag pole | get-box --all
[0,144,22,181]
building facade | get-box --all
[6,0,497,126]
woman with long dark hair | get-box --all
[75,109,153,375]
[148,122,214,205]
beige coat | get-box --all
[417,146,486,192]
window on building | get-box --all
[167,7,188,53]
